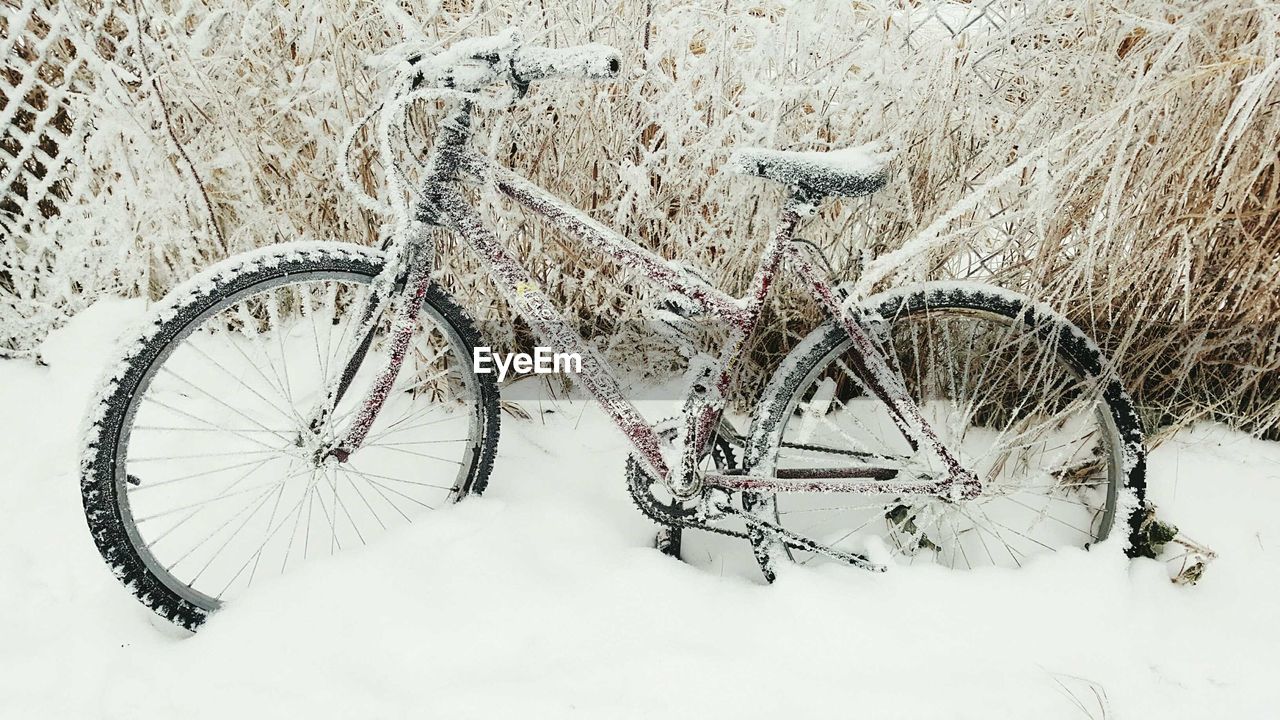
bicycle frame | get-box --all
[327,99,978,502]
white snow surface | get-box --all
[2,299,1279,718]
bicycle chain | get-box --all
[779,440,891,461]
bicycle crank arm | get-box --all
[714,502,887,572]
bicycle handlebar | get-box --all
[511,44,622,85]
[405,33,621,94]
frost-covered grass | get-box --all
[1,300,1277,718]
[4,0,1278,437]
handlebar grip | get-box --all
[512,44,622,84]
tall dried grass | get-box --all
[7,0,1279,438]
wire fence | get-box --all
[1,0,135,356]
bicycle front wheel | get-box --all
[81,243,499,629]
[745,282,1145,573]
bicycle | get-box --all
[81,31,1147,630]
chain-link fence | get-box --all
[1,0,136,356]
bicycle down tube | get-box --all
[483,158,804,491]
[432,170,789,488]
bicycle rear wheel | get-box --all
[81,243,499,629]
[744,282,1145,574]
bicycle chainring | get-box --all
[625,419,750,549]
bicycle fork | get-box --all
[306,238,436,464]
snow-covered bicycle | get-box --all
[81,32,1147,630]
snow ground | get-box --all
[1,299,1277,719]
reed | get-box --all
[7,0,1278,438]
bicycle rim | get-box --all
[114,269,484,609]
[762,302,1127,570]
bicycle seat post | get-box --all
[783,187,823,220]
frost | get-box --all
[77,242,381,487]
[7,1,1276,434]
[511,44,622,82]
[726,142,892,199]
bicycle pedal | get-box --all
[654,526,683,560]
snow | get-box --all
[512,44,623,83]
[370,30,620,87]
[3,300,1280,718]
[726,143,892,198]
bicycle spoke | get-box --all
[128,448,285,463]
[994,493,1097,539]
[134,478,291,524]
[768,298,1123,570]
[325,464,366,547]
[130,456,288,493]
[339,466,414,522]
[105,268,483,610]
[958,503,1026,567]
[186,482,291,587]
[139,395,291,454]
[343,463,439,509]
[183,338,301,427]
[344,462,454,494]
[244,481,288,590]
[138,458,281,545]
[156,366,294,445]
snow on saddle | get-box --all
[726,143,891,199]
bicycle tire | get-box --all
[81,242,500,630]
[743,281,1146,577]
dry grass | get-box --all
[5,0,1278,438]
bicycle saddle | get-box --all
[726,143,890,199]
